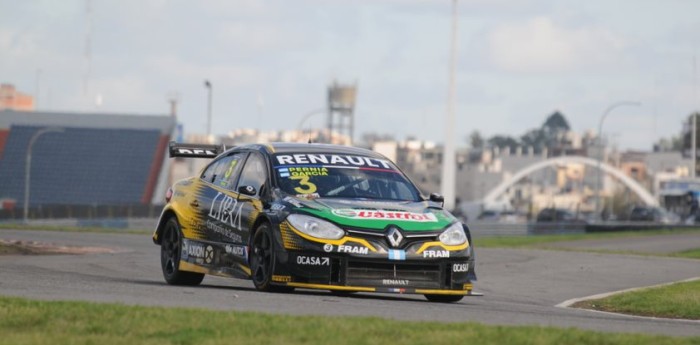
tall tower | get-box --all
[327,81,357,145]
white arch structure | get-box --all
[482,156,659,207]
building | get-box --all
[0,110,175,218]
[0,84,34,111]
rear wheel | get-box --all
[250,223,293,293]
[160,217,205,286]
[424,294,464,303]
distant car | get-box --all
[628,207,679,224]
[477,210,500,221]
[153,142,476,302]
[477,210,524,223]
[536,208,581,223]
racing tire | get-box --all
[160,217,205,286]
[250,223,294,293]
[424,294,464,303]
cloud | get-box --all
[486,16,626,73]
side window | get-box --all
[201,159,223,183]
[236,153,268,197]
[200,153,245,189]
[213,153,246,189]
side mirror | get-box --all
[429,193,444,205]
[238,185,257,196]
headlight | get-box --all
[287,214,345,240]
[439,222,467,246]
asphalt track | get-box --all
[1,229,699,337]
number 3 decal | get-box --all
[291,175,317,194]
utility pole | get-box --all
[204,80,212,140]
[24,128,64,223]
[35,69,41,110]
[595,101,641,219]
[84,0,92,100]
[693,56,697,178]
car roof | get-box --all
[230,142,388,159]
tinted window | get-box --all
[201,153,246,189]
[236,153,268,197]
[271,152,421,201]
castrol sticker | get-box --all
[332,209,437,222]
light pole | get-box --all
[24,127,65,223]
[204,80,212,140]
[297,108,326,139]
[594,101,641,220]
[440,0,458,211]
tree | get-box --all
[520,128,544,152]
[653,136,682,152]
[468,130,484,149]
[542,111,570,133]
[487,135,519,152]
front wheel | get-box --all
[424,294,464,303]
[250,223,293,293]
[160,217,204,286]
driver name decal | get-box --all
[332,209,438,222]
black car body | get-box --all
[153,142,476,302]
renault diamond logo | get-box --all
[386,227,403,248]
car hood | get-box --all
[281,197,456,232]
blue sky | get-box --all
[1,0,699,150]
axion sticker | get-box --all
[332,209,438,222]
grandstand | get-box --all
[0,110,176,219]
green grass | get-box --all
[0,223,151,235]
[0,297,697,345]
[475,229,700,260]
[673,248,700,259]
[475,229,700,249]
[574,280,700,320]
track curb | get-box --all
[556,276,700,323]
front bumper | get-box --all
[273,221,476,295]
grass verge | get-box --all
[573,279,700,320]
[672,248,700,259]
[475,230,700,259]
[475,229,700,249]
[0,223,150,234]
[0,296,697,345]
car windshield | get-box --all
[272,152,422,201]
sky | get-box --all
[1,0,700,150]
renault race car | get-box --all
[153,142,476,302]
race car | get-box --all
[153,142,476,302]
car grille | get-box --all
[345,261,442,288]
[345,228,439,250]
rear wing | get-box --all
[168,141,227,158]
